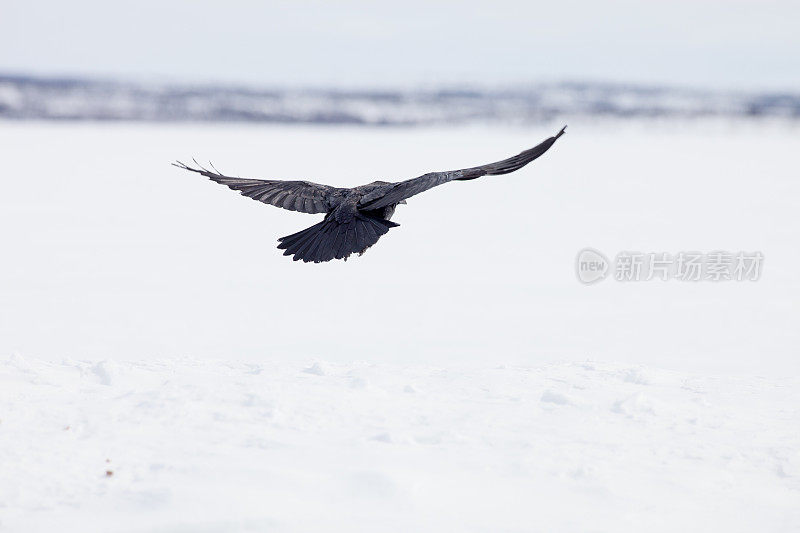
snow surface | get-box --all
[0,121,799,530]
[0,121,798,374]
[1,355,799,532]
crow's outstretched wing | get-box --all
[173,161,345,214]
[358,126,566,211]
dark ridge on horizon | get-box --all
[1,73,798,125]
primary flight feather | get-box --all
[174,126,566,263]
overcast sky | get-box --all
[2,0,799,90]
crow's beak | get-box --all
[399,200,407,205]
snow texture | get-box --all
[1,355,799,532]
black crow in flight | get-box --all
[174,126,565,263]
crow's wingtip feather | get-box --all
[173,160,201,173]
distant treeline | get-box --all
[1,74,798,125]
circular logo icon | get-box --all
[576,248,609,284]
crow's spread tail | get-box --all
[277,215,399,263]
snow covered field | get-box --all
[2,356,799,532]
[1,121,799,531]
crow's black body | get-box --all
[174,126,565,262]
